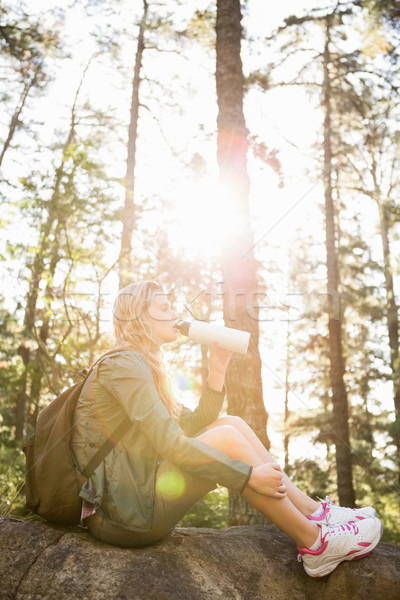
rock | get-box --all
[0,516,399,600]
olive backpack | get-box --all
[22,351,131,525]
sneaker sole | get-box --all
[303,520,383,578]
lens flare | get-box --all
[156,471,186,500]
[173,371,198,392]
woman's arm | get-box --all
[100,352,252,494]
[178,343,232,436]
[178,384,225,436]
[206,343,232,392]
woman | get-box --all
[71,280,383,578]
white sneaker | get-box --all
[307,495,376,525]
[298,517,383,578]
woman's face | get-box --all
[145,291,178,344]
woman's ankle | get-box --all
[306,528,322,550]
[298,524,320,549]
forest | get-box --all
[0,0,399,544]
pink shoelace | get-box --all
[322,520,359,541]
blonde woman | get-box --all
[71,281,382,577]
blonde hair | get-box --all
[105,281,180,419]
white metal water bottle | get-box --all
[177,320,250,354]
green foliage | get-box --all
[286,458,334,502]
[362,0,400,30]
[0,361,22,442]
[378,493,400,545]
[0,442,27,518]
[181,7,216,47]
[177,486,229,529]
[0,2,59,68]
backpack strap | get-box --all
[78,350,133,479]
[78,350,132,396]
[80,417,132,478]
[83,350,129,379]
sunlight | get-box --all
[168,178,244,258]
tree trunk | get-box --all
[322,17,355,507]
[284,322,291,473]
[0,76,35,168]
[15,345,30,441]
[375,193,400,463]
[27,230,62,431]
[17,130,74,437]
[119,0,148,289]
[17,66,88,437]
[216,0,269,525]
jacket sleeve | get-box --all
[178,383,226,436]
[99,353,252,494]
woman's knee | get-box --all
[198,424,248,453]
[208,415,248,433]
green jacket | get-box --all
[71,350,252,532]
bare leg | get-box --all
[205,416,319,517]
[197,425,319,548]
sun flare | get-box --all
[168,178,249,258]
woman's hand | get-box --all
[207,342,233,392]
[208,342,233,375]
[247,463,287,499]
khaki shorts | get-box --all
[85,460,216,548]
